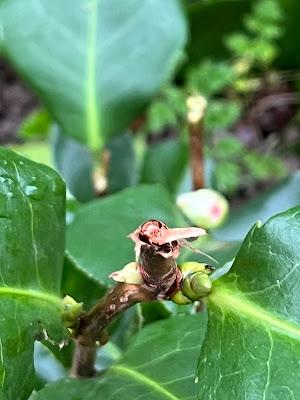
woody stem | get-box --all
[71,248,181,377]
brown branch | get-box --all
[71,246,181,376]
[189,122,204,190]
[71,283,157,377]
[186,96,207,191]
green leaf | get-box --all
[31,314,207,400]
[0,148,66,400]
[18,109,52,140]
[66,185,187,285]
[8,142,53,167]
[61,253,106,310]
[197,207,300,399]
[244,151,286,180]
[213,161,241,194]
[213,137,244,159]
[140,139,188,194]
[52,128,96,203]
[187,60,236,97]
[0,0,187,149]
[107,132,138,193]
[147,101,178,133]
[215,172,300,241]
[181,236,241,268]
[205,100,241,132]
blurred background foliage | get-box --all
[1,0,300,386]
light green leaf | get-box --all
[213,137,244,159]
[205,100,241,132]
[187,60,236,97]
[0,0,187,149]
[198,207,300,399]
[66,185,187,285]
[213,161,241,194]
[215,172,300,241]
[0,148,66,400]
[31,314,207,400]
[8,142,53,167]
[18,109,52,140]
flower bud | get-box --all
[170,290,192,305]
[180,261,206,278]
[182,272,212,300]
[63,295,83,328]
[176,188,229,229]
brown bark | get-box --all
[189,121,204,190]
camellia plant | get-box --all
[1,147,300,400]
[1,0,300,399]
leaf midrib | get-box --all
[210,285,300,340]
[86,0,101,150]
[109,365,181,400]
[0,287,62,308]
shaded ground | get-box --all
[0,58,39,144]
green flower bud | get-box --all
[180,262,206,278]
[176,189,229,229]
[182,272,212,301]
[63,295,83,329]
[170,290,192,305]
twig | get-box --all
[186,95,207,190]
[71,283,156,377]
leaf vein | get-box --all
[110,364,180,400]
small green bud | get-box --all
[180,262,206,278]
[182,272,212,301]
[63,295,83,328]
[190,273,212,297]
[170,290,192,305]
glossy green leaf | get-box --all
[0,0,187,149]
[140,139,188,194]
[0,148,66,400]
[180,236,241,268]
[107,132,138,193]
[31,314,207,400]
[66,185,187,285]
[52,128,96,203]
[198,207,300,399]
[61,253,106,309]
[215,172,300,241]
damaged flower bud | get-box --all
[128,220,206,295]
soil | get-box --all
[0,58,39,144]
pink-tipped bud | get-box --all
[176,189,229,229]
